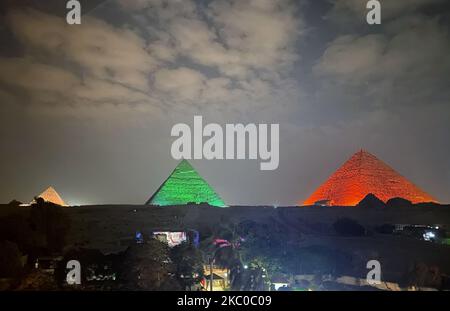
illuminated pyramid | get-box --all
[302,150,437,206]
[34,186,67,206]
[146,160,226,207]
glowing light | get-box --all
[272,282,289,290]
[33,186,68,206]
[146,160,226,207]
[423,231,436,241]
[135,231,144,244]
[302,150,437,206]
[153,231,187,247]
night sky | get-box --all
[0,0,449,205]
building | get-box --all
[302,150,437,206]
[29,186,68,207]
[146,160,226,207]
[202,265,230,291]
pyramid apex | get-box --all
[351,149,378,161]
[178,158,192,165]
[356,148,372,155]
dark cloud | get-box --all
[0,0,449,205]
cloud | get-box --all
[0,1,304,118]
[300,3,450,203]
[6,8,157,92]
[313,34,386,78]
[206,0,301,71]
[154,67,206,101]
[120,0,303,109]
[0,7,163,117]
[0,57,79,92]
[0,0,449,204]
[313,13,450,109]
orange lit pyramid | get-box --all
[34,186,68,206]
[302,150,437,206]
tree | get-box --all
[30,201,70,252]
[0,201,70,262]
[235,220,290,290]
[120,239,177,290]
[0,213,41,254]
[0,240,24,278]
[170,243,204,290]
[292,245,351,276]
[333,218,366,236]
[199,224,240,266]
[16,270,59,290]
[405,262,443,289]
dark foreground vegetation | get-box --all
[1,197,450,291]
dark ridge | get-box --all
[357,193,386,208]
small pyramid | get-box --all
[302,150,437,206]
[146,160,226,207]
[357,193,386,208]
[34,186,67,206]
[386,197,413,208]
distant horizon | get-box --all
[4,149,447,207]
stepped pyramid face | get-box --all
[35,186,67,206]
[302,150,437,206]
[146,160,226,207]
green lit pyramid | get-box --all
[146,160,226,207]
